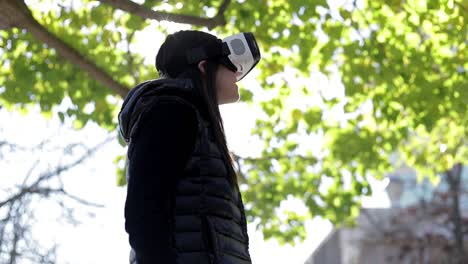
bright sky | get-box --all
[1,3,391,263]
[0,104,389,264]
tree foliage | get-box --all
[0,0,466,244]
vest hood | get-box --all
[118,78,201,144]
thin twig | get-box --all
[59,188,105,208]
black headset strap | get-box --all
[185,40,231,64]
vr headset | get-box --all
[186,32,261,81]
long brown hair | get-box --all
[191,62,238,189]
[155,31,238,189]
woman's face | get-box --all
[215,64,240,105]
[198,61,241,105]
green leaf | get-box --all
[239,88,253,102]
[114,154,127,186]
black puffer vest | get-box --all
[119,79,252,264]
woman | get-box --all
[118,30,260,264]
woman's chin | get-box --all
[231,92,241,103]
[218,95,240,105]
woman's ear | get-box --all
[197,60,207,75]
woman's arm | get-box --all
[124,99,198,263]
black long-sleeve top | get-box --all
[124,100,198,263]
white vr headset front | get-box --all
[186,32,261,81]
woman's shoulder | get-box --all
[145,92,209,125]
[151,94,198,111]
[129,97,199,144]
[146,95,199,123]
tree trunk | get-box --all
[0,0,129,98]
[446,163,465,264]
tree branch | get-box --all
[0,0,19,29]
[0,136,114,209]
[0,0,129,98]
[216,0,231,19]
[454,1,467,13]
[233,152,318,163]
[446,163,465,264]
[231,151,247,183]
[98,0,230,29]
[58,188,104,208]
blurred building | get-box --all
[305,165,468,264]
